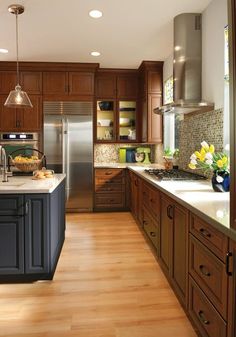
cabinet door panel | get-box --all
[43,72,68,95]
[24,195,49,274]
[228,240,236,337]
[148,94,163,143]
[69,72,94,96]
[0,71,17,94]
[19,95,42,131]
[21,72,42,94]
[0,96,17,131]
[0,216,24,274]
[172,204,189,307]
[96,75,116,98]
[160,196,172,275]
[148,71,162,94]
[117,75,138,98]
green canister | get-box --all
[119,148,126,163]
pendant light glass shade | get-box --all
[4,85,33,108]
[4,4,33,108]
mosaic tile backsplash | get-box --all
[178,108,224,173]
[94,144,155,163]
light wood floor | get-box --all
[0,212,197,337]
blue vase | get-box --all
[211,171,230,192]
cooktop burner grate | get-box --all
[145,169,207,181]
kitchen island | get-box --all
[0,174,66,282]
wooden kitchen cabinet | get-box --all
[0,71,42,95]
[129,171,142,224]
[138,61,163,143]
[94,168,126,211]
[160,193,189,307]
[227,239,236,337]
[189,214,229,336]
[0,95,42,132]
[43,71,94,97]
[95,70,139,143]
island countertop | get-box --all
[0,174,66,194]
[128,166,233,239]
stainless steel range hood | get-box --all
[154,13,214,115]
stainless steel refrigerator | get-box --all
[43,101,93,212]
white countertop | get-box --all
[94,162,164,169]
[0,174,66,194]
[128,166,231,236]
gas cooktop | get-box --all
[145,169,207,181]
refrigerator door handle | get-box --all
[62,118,66,175]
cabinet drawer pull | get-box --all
[143,220,147,226]
[199,265,211,277]
[134,180,138,187]
[105,172,113,175]
[226,252,233,276]
[109,199,115,202]
[150,231,156,237]
[25,201,29,215]
[167,205,174,219]
[150,198,154,203]
[199,228,211,238]
[198,310,209,325]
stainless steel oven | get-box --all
[0,132,39,173]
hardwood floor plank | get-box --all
[0,212,197,337]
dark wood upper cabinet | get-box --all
[117,75,138,99]
[138,61,163,143]
[20,72,42,94]
[43,71,94,96]
[0,95,42,132]
[148,94,163,143]
[96,74,116,98]
[43,72,68,95]
[0,71,17,94]
[69,72,94,96]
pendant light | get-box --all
[4,4,33,108]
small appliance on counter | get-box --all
[136,147,151,164]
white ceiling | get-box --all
[0,0,212,69]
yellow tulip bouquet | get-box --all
[188,141,229,173]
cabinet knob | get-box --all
[199,228,211,238]
[198,310,209,325]
[199,265,211,277]
[150,231,156,237]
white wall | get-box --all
[202,0,228,109]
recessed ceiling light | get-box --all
[0,48,8,54]
[89,10,103,18]
[91,51,100,57]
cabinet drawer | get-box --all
[95,183,124,193]
[143,207,159,250]
[95,168,124,178]
[0,195,24,216]
[189,277,226,337]
[190,215,228,260]
[95,193,124,208]
[95,176,125,185]
[189,235,227,319]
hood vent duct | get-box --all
[154,13,214,115]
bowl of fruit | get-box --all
[11,154,44,172]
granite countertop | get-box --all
[128,166,233,239]
[0,174,66,194]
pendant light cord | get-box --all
[16,9,19,86]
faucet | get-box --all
[0,145,10,182]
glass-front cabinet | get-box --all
[118,101,136,142]
[96,100,115,142]
[95,100,137,142]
